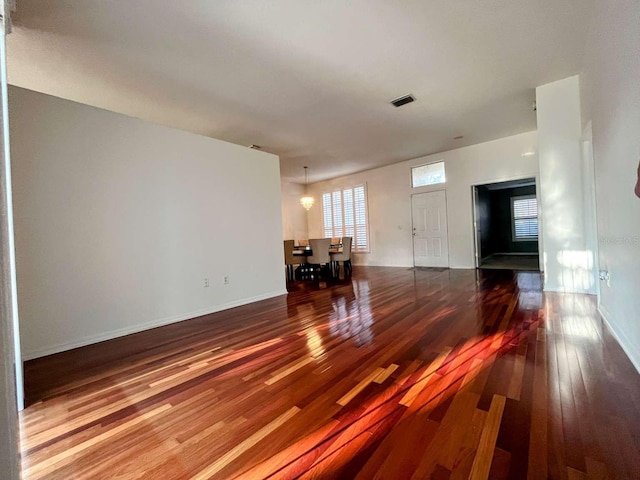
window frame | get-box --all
[411,161,446,188]
[511,194,538,242]
[322,183,370,253]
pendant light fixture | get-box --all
[300,166,315,211]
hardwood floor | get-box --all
[20,267,640,479]
[479,254,540,271]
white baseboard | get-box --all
[598,305,640,374]
[352,263,413,268]
[543,286,595,294]
[22,289,288,361]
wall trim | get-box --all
[352,262,414,268]
[598,305,640,374]
[543,285,593,295]
[22,289,288,361]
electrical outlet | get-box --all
[204,278,209,287]
[223,275,230,285]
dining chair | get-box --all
[330,236,353,277]
[284,239,306,282]
[307,238,332,281]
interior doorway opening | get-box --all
[472,178,540,271]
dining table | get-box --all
[292,244,343,280]
[293,245,342,256]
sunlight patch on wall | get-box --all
[556,250,595,293]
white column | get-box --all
[536,75,594,293]
[0,1,21,478]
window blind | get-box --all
[512,196,538,239]
[322,185,369,251]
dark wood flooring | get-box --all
[479,254,540,271]
[19,267,640,479]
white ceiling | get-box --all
[6,0,594,183]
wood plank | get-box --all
[528,324,548,480]
[190,406,301,480]
[399,347,452,407]
[264,357,314,385]
[506,349,527,400]
[469,394,507,480]
[373,364,399,384]
[23,404,172,479]
[336,367,385,406]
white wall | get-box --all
[307,131,539,268]
[580,0,640,370]
[281,180,308,241]
[10,86,287,360]
[0,24,19,479]
[536,76,596,294]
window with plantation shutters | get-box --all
[511,195,538,241]
[322,185,369,252]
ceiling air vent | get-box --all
[390,94,416,108]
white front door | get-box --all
[412,191,449,267]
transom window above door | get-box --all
[411,161,446,187]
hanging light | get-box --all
[300,166,315,211]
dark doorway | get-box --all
[473,178,540,271]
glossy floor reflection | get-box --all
[20,267,640,479]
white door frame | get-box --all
[470,176,543,271]
[471,185,481,268]
[581,122,600,298]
